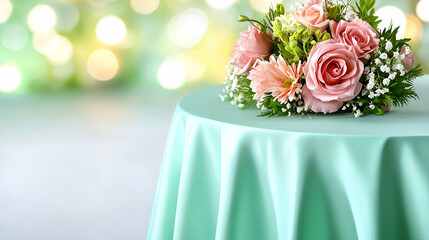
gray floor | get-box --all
[0,91,181,240]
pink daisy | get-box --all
[249,56,306,104]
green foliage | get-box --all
[237,14,276,44]
[264,3,285,28]
[389,65,422,107]
[352,0,381,30]
[325,0,351,21]
[257,93,307,117]
[275,25,330,63]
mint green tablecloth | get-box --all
[147,76,429,240]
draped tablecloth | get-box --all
[147,76,429,240]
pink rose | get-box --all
[401,45,415,72]
[230,27,272,74]
[291,0,330,34]
[303,40,364,114]
[330,19,379,59]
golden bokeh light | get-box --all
[403,14,423,41]
[375,6,406,39]
[416,0,429,22]
[205,0,235,10]
[27,4,57,33]
[158,59,186,89]
[167,8,208,49]
[32,30,60,55]
[249,0,282,13]
[0,66,22,92]
[47,36,74,65]
[179,51,206,82]
[87,49,119,81]
[96,16,127,46]
[130,0,159,15]
[0,0,13,23]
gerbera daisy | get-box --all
[249,55,306,104]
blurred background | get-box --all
[0,0,427,239]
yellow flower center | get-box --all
[284,77,293,88]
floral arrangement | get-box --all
[219,0,423,117]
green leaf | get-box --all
[374,107,385,115]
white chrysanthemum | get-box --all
[274,13,298,33]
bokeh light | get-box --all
[403,14,423,41]
[250,0,282,13]
[47,36,74,65]
[158,59,186,89]
[32,30,60,55]
[375,6,406,39]
[416,0,429,22]
[96,16,127,45]
[179,51,206,82]
[130,0,159,15]
[0,66,22,92]
[167,8,208,49]
[205,0,236,10]
[27,4,57,33]
[0,0,13,23]
[87,49,119,81]
[1,23,28,51]
[54,2,80,32]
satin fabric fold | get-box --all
[148,77,429,240]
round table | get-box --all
[147,76,429,240]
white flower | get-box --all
[383,78,390,86]
[383,88,389,93]
[297,107,303,113]
[385,41,393,51]
[380,65,390,73]
[364,67,370,74]
[286,103,291,109]
[281,108,287,112]
[388,72,397,80]
[367,79,375,90]
[274,13,297,32]
[368,91,376,99]
[405,46,411,55]
[400,70,405,76]
[354,109,362,118]
[238,103,245,108]
[396,64,404,71]
[342,106,347,111]
[393,52,400,58]
[374,58,382,65]
[364,54,371,60]
[369,104,375,110]
[380,53,388,59]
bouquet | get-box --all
[219,0,423,117]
